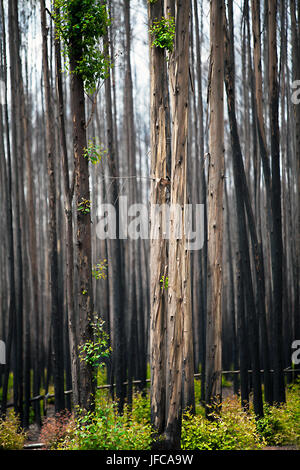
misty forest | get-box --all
[0,0,300,452]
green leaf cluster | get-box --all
[78,315,111,367]
[77,198,91,214]
[53,0,111,92]
[92,259,108,280]
[149,15,175,54]
[160,275,168,290]
[84,139,107,165]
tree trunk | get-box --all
[205,0,225,413]
[0,0,16,418]
[40,0,65,412]
[104,18,126,414]
[148,0,168,437]
[8,0,24,420]
[165,0,192,449]
[268,0,285,404]
[54,20,80,410]
[224,15,264,418]
[69,27,95,413]
[290,0,300,370]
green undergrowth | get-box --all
[183,379,300,450]
[47,380,300,450]
[182,397,265,450]
[0,411,27,450]
[1,373,299,450]
[256,381,300,447]
[59,394,153,450]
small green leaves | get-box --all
[78,315,111,367]
[84,139,107,165]
[77,198,91,214]
[149,16,175,54]
[92,259,108,280]
[160,275,168,290]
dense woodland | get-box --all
[0,0,300,451]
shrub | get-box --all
[182,396,265,450]
[39,411,75,450]
[130,392,151,424]
[63,395,153,450]
[0,411,26,450]
[286,380,300,442]
[257,381,300,447]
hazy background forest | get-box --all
[0,0,299,451]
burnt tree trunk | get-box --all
[41,0,65,412]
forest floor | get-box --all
[24,424,43,447]
[24,403,55,449]
[263,446,298,450]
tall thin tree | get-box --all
[205,0,225,413]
